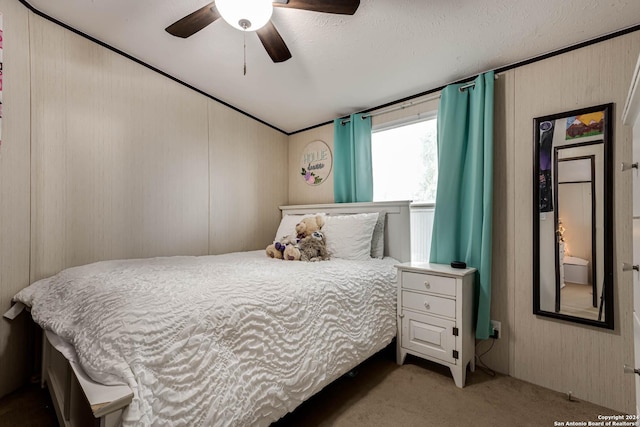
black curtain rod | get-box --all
[294,23,640,135]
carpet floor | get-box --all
[276,345,620,427]
[0,345,621,427]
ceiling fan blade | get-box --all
[273,0,360,15]
[256,21,292,63]
[165,2,220,38]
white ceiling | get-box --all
[23,0,640,134]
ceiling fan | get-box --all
[165,0,361,63]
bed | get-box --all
[11,201,411,427]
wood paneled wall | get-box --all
[1,9,287,399]
[208,100,288,254]
[0,0,33,399]
[29,15,212,280]
[287,31,640,412]
[511,32,639,412]
[28,13,287,280]
[479,70,516,375]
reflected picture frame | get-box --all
[532,103,614,330]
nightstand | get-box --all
[396,262,476,388]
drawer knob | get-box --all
[424,301,430,310]
[424,281,431,289]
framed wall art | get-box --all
[300,140,332,186]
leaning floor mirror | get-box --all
[533,103,614,329]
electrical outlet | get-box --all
[490,320,501,339]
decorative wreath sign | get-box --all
[300,140,332,186]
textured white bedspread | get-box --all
[14,251,398,426]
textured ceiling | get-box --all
[22,0,640,133]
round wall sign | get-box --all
[300,140,332,186]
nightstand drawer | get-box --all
[402,290,455,318]
[402,272,456,297]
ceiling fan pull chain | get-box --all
[243,31,247,76]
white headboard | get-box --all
[279,201,411,262]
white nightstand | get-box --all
[396,262,476,388]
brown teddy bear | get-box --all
[265,233,298,259]
[284,231,330,262]
[266,215,325,260]
[283,215,328,261]
[294,215,325,239]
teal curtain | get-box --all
[429,71,494,339]
[333,113,373,203]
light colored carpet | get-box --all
[560,282,599,320]
[273,346,620,427]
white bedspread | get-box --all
[14,251,398,426]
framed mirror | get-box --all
[533,103,614,329]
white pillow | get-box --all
[273,213,325,243]
[323,213,379,260]
[370,212,386,258]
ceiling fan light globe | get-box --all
[216,0,273,31]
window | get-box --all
[372,115,438,262]
[372,116,438,203]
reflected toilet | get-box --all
[563,256,589,285]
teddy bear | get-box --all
[294,215,325,239]
[265,233,299,259]
[282,243,301,261]
[283,231,330,262]
[266,215,325,259]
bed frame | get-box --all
[41,331,133,427]
[40,201,411,427]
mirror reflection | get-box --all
[534,104,613,329]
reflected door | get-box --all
[556,156,597,318]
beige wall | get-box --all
[512,32,638,412]
[28,14,288,275]
[0,9,288,398]
[0,0,33,399]
[29,15,212,280]
[288,32,640,412]
[209,100,288,254]
[481,70,516,378]
[288,123,334,205]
